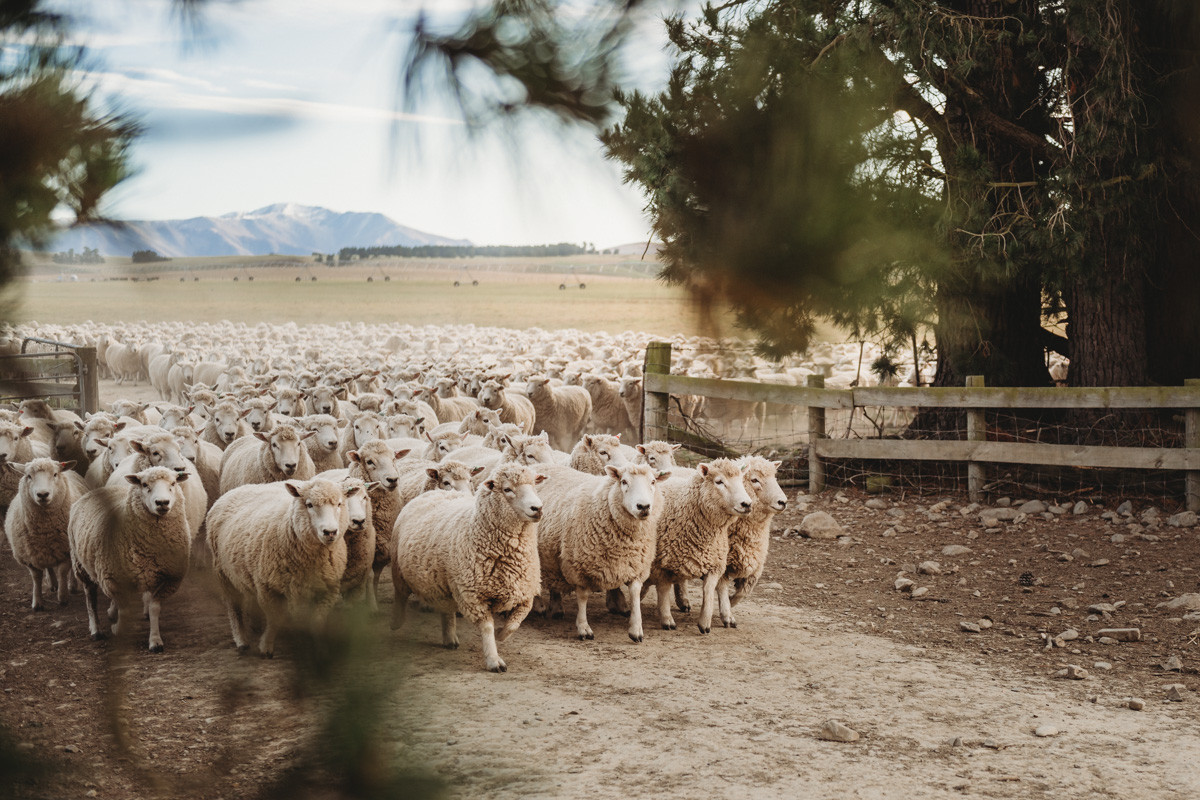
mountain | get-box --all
[46,203,471,258]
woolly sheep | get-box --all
[648,459,753,633]
[107,433,208,542]
[336,476,376,601]
[4,459,86,609]
[617,377,642,435]
[414,384,477,424]
[715,456,787,628]
[85,428,143,489]
[305,384,346,418]
[568,433,630,475]
[68,466,192,651]
[274,387,307,417]
[524,375,592,452]
[636,441,681,472]
[218,424,316,495]
[338,410,387,463]
[201,399,251,450]
[241,397,278,434]
[207,478,352,656]
[169,424,221,508]
[583,374,636,440]
[296,414,346,472]
[536,462,667,642]
[390,462,546,672]
[477,378,536,434]
[394,459,480,510]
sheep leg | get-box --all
[54,563,71,606]
[258,593,287,658]
[79,571,105,640]
[107,598,118,622]
[145,592,165,653]
[717,576,736,629]
[368,566,383,613]
[655,582,676,630]
[441,612,459,649]
[548,590,564,620]
[673,580,691,613]
[67,568,80,594]
[390,570,411,631]
[478,615,506,673]
[626,579,644,643]
[730,575,756,608]
[697,572,719,634]
[605,586,630,617]
[26,566,45,611]
[573,589,594,640]
[496,599,532,643]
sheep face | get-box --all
[103,433,140,473]
[426,431,463,461]
[256,426,311,477]
[158,406,194,430]
[210,402,244,444]
[133,434,189,473]
[14,458,70,507]
[284,479,347,546]
[0,423,34,462]
[477,381,504,410]
[510,434,555,466]
[308,386,340,415]
[485,466,546,522]
[636,441,680,471]
[243,402,275,433]
[583,434,627,467]
[18,399,55,421]
[349,441,402,490]
[461,408,500,436]
[111,400,145,419]
[428,461,478,494]
[303,417,341,453]
[618,378,641,398]
[606,463,662,520]
[698,459,754,517]
[51,422,80,456]
[434,378,457,398]
[342,481,370,533]
[80,418,120,460]
[740,457,787,513]
[523,377,550,399]
[171,428,201,462]
[275,389,305,417]
[350,412,387,449]
[125,467,187,517]
[386,414,422,440]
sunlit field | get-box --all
[10,254,743,338]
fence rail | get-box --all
[641,341,1200,510]
[0,338,99,415]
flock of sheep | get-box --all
[1,319,944,671]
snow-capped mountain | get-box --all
[47,203,471,257]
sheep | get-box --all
[477,378,536,433]
[46,420,87,475]
[4,459,86,610]
[84,429,142,489]
[218,424,316,495]
[295,414,346,472]
[156,404,198,431]
[394,459,480,509]
[274,387,307,418]
[636,440,681,472]
[76,414,123,464]
[107,433,208,542]
[715,456,787,629]
[583,374,636,440]
[568,433,631,475]
[207,478,352,656]
[110,400,154,425]
[241,397,278,434]
[105,341,142,385]
[648,459,753,633]
[414,384,477,424]
[169,424,221,508]
[68,466,192,652]
[617,377,643,436]
[524,375,592,452]
[387,413,427,441]
[390,462,546,672]
[166,360,195,405]
[336,476,376,601]
[338,410,387,463]
[201,399,250,451]
[535,462,667,642]
[305,384,346,417]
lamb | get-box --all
[524,375,592,452]
[477,378,536,433]
[647,459,753,633]
[394,459,480,509]
[390,462,546,672]
[295,414,345,472]
[68,466,192,652]
[568,434,631,475]
[201,399,250,450]
[336,476,375,601]
[107,433,208,542]
[716,456,787,628]
[169,424,221,508]
[636,440,681,472]
[218,424,316,495]
[207,478,352,656]
[535,462,667,642]
[4,459,86,610]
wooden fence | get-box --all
[0,338,100,415]
[641,341,1200,510]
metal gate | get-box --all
[0,337,100,415]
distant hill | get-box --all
[46,203,472,258]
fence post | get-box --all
[77,346,100,416]
[643,341,672,443]
[1186,379,1200,512]
[807,374,825,493]
[966,374,986,503]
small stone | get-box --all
[1157,594,1200,612]
[1049,607,1061,615]
[1090,559,1110,567]
[1033,724,1059,738]
[947,736,964,747]
[1165,684,1187,702]
[1072,501,1089,515]
[1110,533,1125,544]
[1116,501,1133,516]
[1059,629,1079,641]
[799,511,844,540]
[1128,698,1145,710]
[942,544,972,557]
[1088,603,1118,615]
[1096,628,1141,642]
[960,621,981,633]
[980,515,1000,528]
[977,618,993,629]
[1168,511,1198,528]
[911,587,929,599]
[1049,505,1068,515]
[1019,500,1047,514]
[1093,662,1112,670]
[1098,637,1117,645]
[817,719,860,742]
[881,527,896,537]
[87,792,97,799]
[894,577,914,592]
[762,582,783,590]
[62,744,80,753]
[1055,665,1089,680]
[1161,655,1184,672]
[918,561,942,575]
[865,498,887,510]
[1057,553,1073,562]
[996,497,1012,507]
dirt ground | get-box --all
[2,380,1199,799]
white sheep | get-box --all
[535,462,667,642]
[168,424,222,508]
[201,399,251,450]
[390,462,546,672]
[336,476,376,601]
[207,478,351,656]
[568,433,631,475]
[338,409,387,463]
[583,374,636,440]
[477,378,536,433]
[636,440,681,472]
[648,459,753,633]
[524,375,592,452]
[106,432,208,543]
[296,413,346,472]
[716,456,787,628]
[394,459,480,509]
[4,458,86,610]
[68,466,192,651]
[218,424,316,495]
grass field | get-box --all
[8,255,741,338]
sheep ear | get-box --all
[175,471,189,483]
[348,451,361,463]
[655,470,672,482]
[337,418,349,428]
[267,400,278,410]
[74,420,86,431]
[239,408,254,419]
[670,443,681,451]
[95,438,109,448]
[284,481,303,497]
[299,430,315,441]
[131,440,149,455]
[113,421,127,432]
[698,463,711,477]
[60,460,77,472]
[584,435,594,446]
[364,481,381,492]
[344,484,364,498]
[5,461,24,475]
[771,460,782,469]
[253,431,270,442]
[124,474,142,486]
[424,432,433,442]
[415,417,424,426]
[19,426,34,438]
[534,474,547,484]
[636,444,646,455]
[425,467,440,480]
[605,465,621,480]
[470,466,485,476]
[395,449,412,460]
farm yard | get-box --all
[0,271,1198,800]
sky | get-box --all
[54,0,675,247]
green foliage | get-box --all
[131,249,168,263]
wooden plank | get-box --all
[0,382,80,399]
[813,438,1200,471]
[645,373,853,409]
[852,385,1200,410]
[643,342,672,442]
[1187,379,1200,511]
[807,375,826,493]
[966,375,986,502]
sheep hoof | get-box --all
[148,643,164,654]
[677,603,691,613]
[629,633,643,643]
[443,641,460,650]
[235,645,250,655]
[258,651,274,659]
[31,603,45,612]
[661,622,676,631]
[697,624,710,634]
[90,632,108,641]
[577,632,594,641]
[488,662,507,673]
